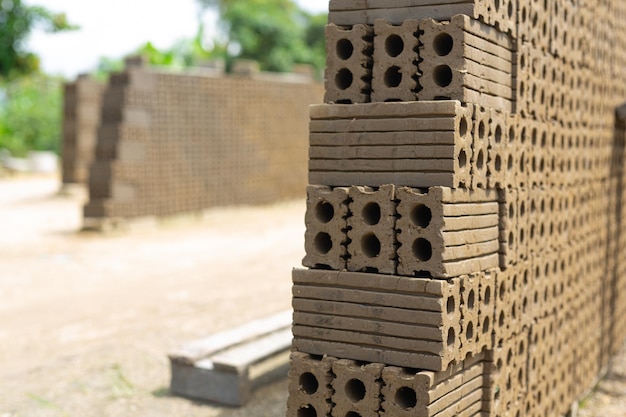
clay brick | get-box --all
[418,15,514,111]
[328,4,475,26]
[346,185,397,274]
[395,186,499,278]
[325,23,373,104]
[331,360,384,416]
[308,101,474,188]
[303,185,349,270]
[286,352,335,417]
[371,19,420,102]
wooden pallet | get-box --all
[168,310,293,406]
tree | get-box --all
[198,0,326,73]
[0,74,62,155]
[0,0,76,79]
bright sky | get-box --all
[24,0,330,78]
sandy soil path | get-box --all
[0,175,624,417]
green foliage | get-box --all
[0,73,62,156]
[199,0,326,73]
[0,0,76,79]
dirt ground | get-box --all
[0,175,625,417]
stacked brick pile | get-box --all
[83,62,323,227]
[288,1,626,417]
[61,75,105,187]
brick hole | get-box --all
[297,405,317,417]
[433,32,453,56]
[478,121,486,139]
[385,34,405,57]
[447,327,456,347]
[314,232,332,254]
[395,386,417,410]
[459,116,468,137]
[362,202,381,225]
[494,124,503,144]
[361,233,381,258]
[476,149,485,170]
[482,316,490,334]
[335,68,354,90]
[468,289,476,310]
[433,65,453,87]
[498,281,506,301]
[466,321,474,340]
[299,372,319,395]
[315,201,334,224]
[384,66,402,87]
[412,238,432,261]
[507,155,513,172]
[336,38,354,60]
[494,0,501,12]
[447,296,455,314]
[495,155,502,173]
[498,310,505,327]
[410,204,432,228]
[508,1,514,18]
[458,149,468,169]
[484,286,492,305]
[345,378,366,402]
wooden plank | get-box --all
[211,328,293,371]
[168,309,291,365]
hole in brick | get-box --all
[507,155,513,171]
[412,238,432,261]
[384,66,402,87]
[495,155,502,172]
[297,405,317,417]
[361,233,381,258]
[476,150,484,170]
[508,202,515,219]
[468,289,476,310]
[494,124,502,143]
[299,372,319,395]
[499,281,506,301]
[498,310,505,327]
[483,316,490,334]
[459,117,468,137]
[447,327,455,346]
[458,149,468,169]
[484,286,491,305]
[508,232,514,250]
[315,201,334,224]
[433,65,453,87]
[478,121,486,139]
[433,32,453,56]
[314,232,332,254]
[410,204,432,228]
[466,321,474,341]
[336,39,354,60]
[395,386,417,410]
[447,296,455,314]
[362,202,381,225]
[335,68,353,90]
[345,378,366,402]
[385,34,404,57]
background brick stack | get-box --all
[82,61,323,227]
[288,1,626,417]
[61,74,105,187]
